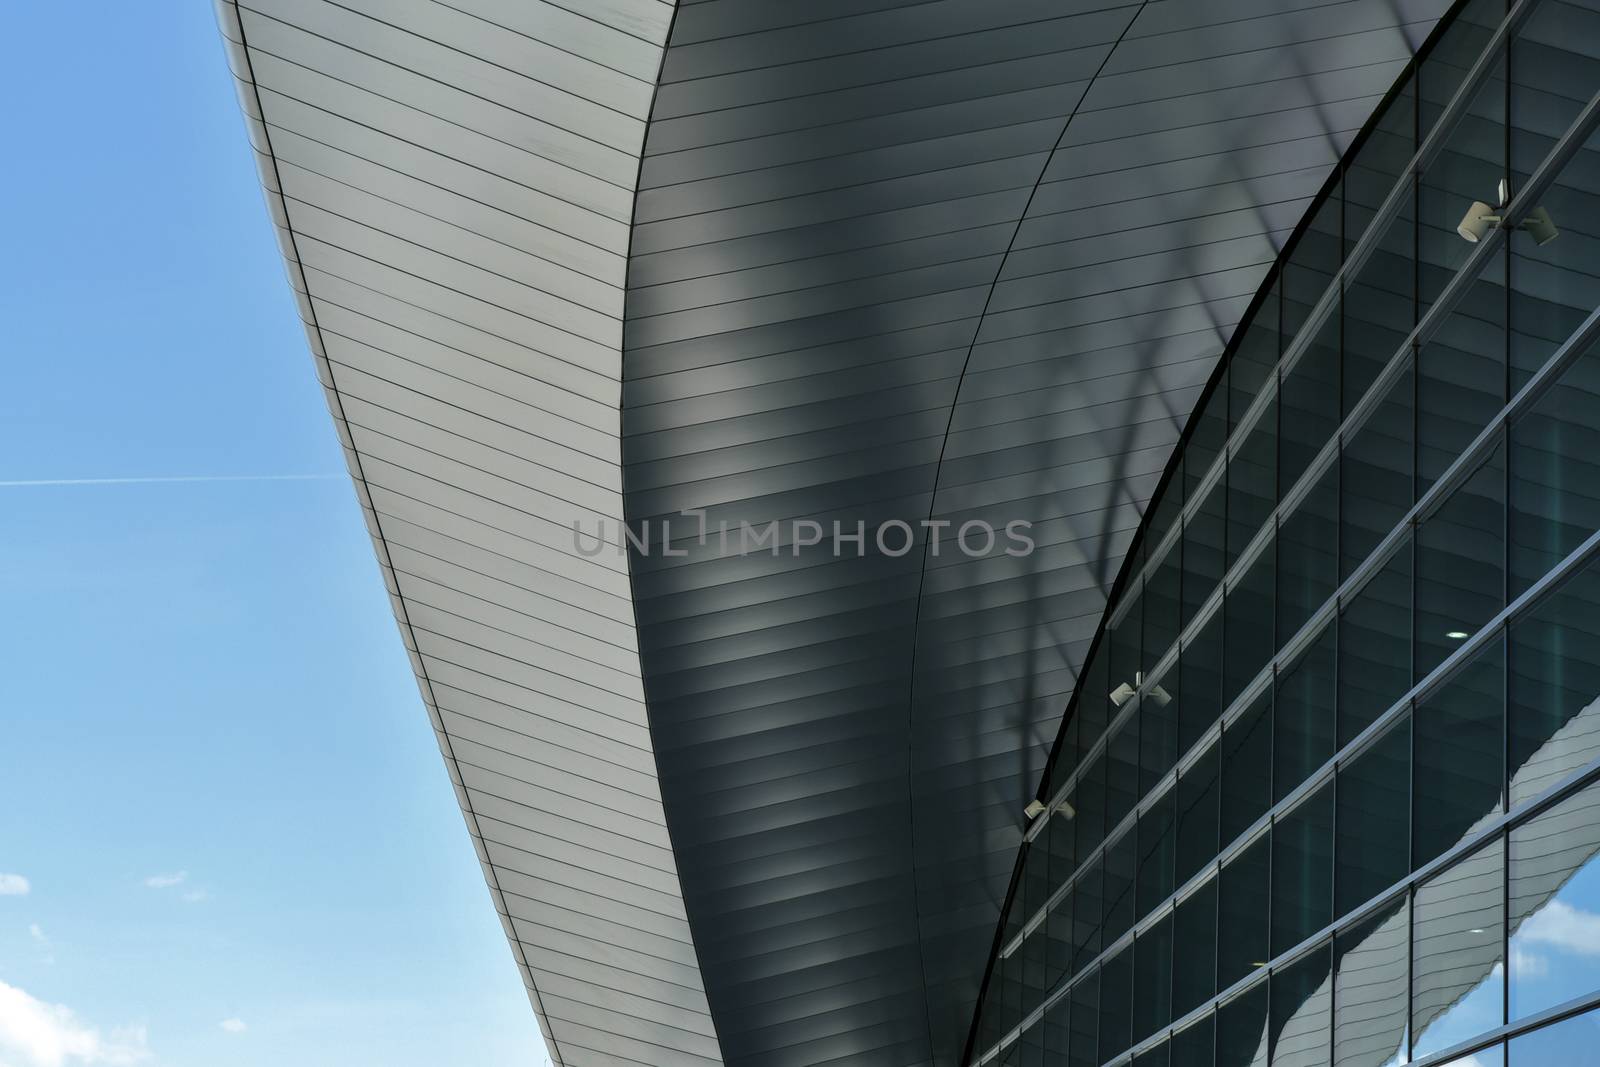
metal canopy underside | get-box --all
[621,1,1447,1065]
[216,0,1450,1064]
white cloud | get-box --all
[141,873,186,891]
[27,925,46,945]
[1511,944,1549,978]
[0,875,30,897]
[178,890,207,905]
[0,979,149,1067]
[1519,899,1600,955]
[218,1019,246,1034]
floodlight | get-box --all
[1109,681,1137,707]
[1023,798,1046,820]
[1457,200,1497,243]
[1525,206,1559,245]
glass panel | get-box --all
[1510,777,1600,1021]
[1173,1014,1216,1067]
[1142,665,1181,796]
[1077,752,1107,859]
[1187,479,1229,620]
[1337,716,1411,916]
[1270,942,1331,1067]
[1178,740,1222,887]
[1508,1004,1600,1065]
[1021,914,1050,1027]
[1101,943,1134,1061]
[1277,464,1338,644]
[1111,602,1143,723]
[1229,401,1279,569]
[1414,634,1505,870]
[1283,185,1343,344]
[1108,715,1142,834]
[1074,859,1105,975]
[1223,691,1274,845]
[1147,538,1184,663]
[1043,993,1071,1064]
[1341,368,1415,578]
[1135,913,1173,1042]
[1174,877,1218,1018]
[1417,265,1508,496]
[1078,645,1111,761]
[1275,629,1336,803]
[1272,783,1334,958]
[1183,611,1226,754]
[1415,441,1506,681]
[1138,786,1176,918]
[1217,980,1270,1067]
[1070,969,1100,1067]
[1338,546,1413,746]
[1188,377,1230,502]
[1234,285,1280,434]
[1411,837,1506,1061]
[1105,828,1138,945]
[1509,1,1600,388]
[1135,1039,1170,1067]
[1280,321,1340,495]
[1335,895,1410,1067]
[1046,886,1075,993]
[1509,555,1600,807]
[1345,68,1417,407]
[1417,0,1502,141]
[1225,544,1276,707]
[1220,833,1272,990]
[1509,337,1600,596]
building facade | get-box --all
[970,0,1600,1064]
[214,0,1600,1064]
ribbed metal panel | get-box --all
[212,2,723,1065]
[620,2,1448,1064]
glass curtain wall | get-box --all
[968,1,1600,1064]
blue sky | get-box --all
[0,5,549,1066]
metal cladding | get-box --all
[218,0,1451,1064]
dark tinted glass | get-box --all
[1508,557,1600,806]
[1172,1014,1215,1067]
[1077,752,1106,858]
[1339,547,1413,745]
[1341,369,1414,577]
[1225,545,1276,706]
[1219,834,1271,989]
[1278,464,1338,643]
[1217,980,1269,1067]
[1134,913,1173,1042]
[1186,483,1228,620]
[1221,692,1273,844]
[1509,338,1600,595]
[1280,321,1341,493]
[1229,403,1278,569]
[1104,830,1137,945]
[1415,442,1506,680]
[1101,945,1133,1061]
[1271,783,1333,957]
[1413,635,1505,870]
[1275,629,1336,802]
[1177,741,1222,886]
[1142,667,1180,795]
[1173,878,1218,1017]
[1107,716,1141,833]
[1182,612,1225,752]
[1147,542,1184,662]
[1138,786,1176,918]
[1070,969,1100,1067]
[1074,859,1104,974]
[1336,716,1411,915]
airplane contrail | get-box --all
[0,474,344,487]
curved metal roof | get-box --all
[216,0,1449,1064]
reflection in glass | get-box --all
[1134,913,1173,1042]
[1339,547,1413,746]
[1337,716,1411,916]
[1272,783,1333,958]
[1414,636,1505,870]
[1278,464,1338,644]
[1217,980,1269,1067]
[1229,401,1277,570]
[1275,630,1336,803]
[1105,829,1137,945]
[1138,786,1176,918]
[1134,1039,1170,1067]
[1042,985,1070,1062]
[1342,370,1414,578]
[1509,557,1600,807]
[1510,778,1600,1021]
[1142,666,1180,795]
[1280,322,1341,495]
[1074,859,1104,975]
[1220,834,1271,990]
[1101,944,1133,1062]
[1177,741,1221,887]
[1509,339,1600,596]
[1270,943,1331,1067]
[1071,969,1099,1067]
[1183,612,1225,753]
[1411,838,1505,1061]
[1225,545,1276,707]
[1173,1013,1215,1067]
[1222,692,1273,845]
[1334,896,1409,1067]
[1187,483,1228,621]
[1173,877,1217,1018]
[1108,716,1141,833]
[1415,443,1506,681]
[1508,1004,1600,1065]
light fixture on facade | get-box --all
[1446,631,1469,640]
[1458,179,1559,245]
[1024,798,1046,820]
[1110,671,1144,708]
[1150,684,1172,707]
